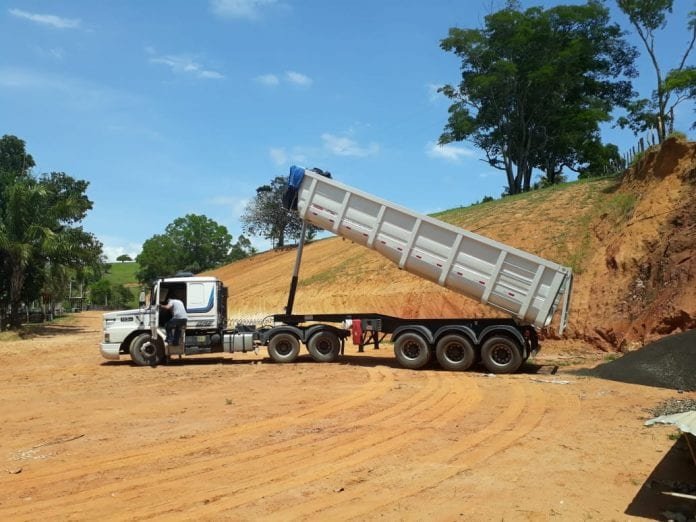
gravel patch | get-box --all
[647,398,696,417]
[577,329,696,391]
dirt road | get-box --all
[0,312,693,520]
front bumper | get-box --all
[100,342,121,360]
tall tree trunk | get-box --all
[523,165,532,192]
[276,224,285,248]
[9,264,25,329]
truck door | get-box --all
[186,281,217,328]
[150,282,160,339]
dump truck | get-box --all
[100,166,573,373]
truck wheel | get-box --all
[436,334,475,371]
[130,334,164,367]
[307,330,341,363]
[394,332,431,370]
[268,333,300,363]
[480,336,522,374]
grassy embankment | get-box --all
[104,262,141,307]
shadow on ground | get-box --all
[625,434,696,520]
[102,352,560,375]
[10,321,91,339]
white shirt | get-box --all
[168,298,187,319]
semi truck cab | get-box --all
[100,275,228,365]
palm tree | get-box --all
[0,178,54,327]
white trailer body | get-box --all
[287,167,573,333]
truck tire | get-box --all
[130,334,164,367]
[394,332,431,370]
[480,335,523,374]
[436,334,475,371]
[268,333,300,363]
[307,330,341,363]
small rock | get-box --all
[7,467,22,474]
[334,487,344,493]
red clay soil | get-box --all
[1,312,695,520]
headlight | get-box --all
[104,333,111,342]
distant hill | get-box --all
[104,261,140,288]
[208,137,696,351]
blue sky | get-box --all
[1,0,694,261]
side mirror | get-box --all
[139,291,146,309]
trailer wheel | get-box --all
[394,332,431,370]
[268,333,300,363]
[307,330,341,363]
[130,334,164,367]
[480,335,522,374]
[436,334,475,371]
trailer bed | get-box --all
[286,167,573,333]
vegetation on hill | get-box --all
[104,262,140,287]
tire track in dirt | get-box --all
[11,368,475,519]
[419,381,583,520]
[140,369,483,519]
[272,377,539,520]
[0,364,395,516]
[4,365,444,518]
[60,369,452,519]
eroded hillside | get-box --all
[209,137,695,351]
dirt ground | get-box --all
[1,312,694,520]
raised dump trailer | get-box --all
[100,166,573,374]
[283,166,573,332]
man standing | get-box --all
[160,297,187,345]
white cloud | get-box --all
[254,71,313,88]
[34,46,65,60]
[210,0,278,19]
[255,73,279,86]
[269,147,287,165]
[9,8,81,29]
[427,83,443,103]
[102,243,142,263]
[268,146,310,166]
[285,70,312,86]
[209,195,249,216]
[322,133,379,157]
[0,67,140,111]
[149,53,223,79]
[426,141,475,162]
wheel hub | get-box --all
[141,341,157,358]
[445,343,465,362]
[277,341,292,356]
[317,339,332,354]
[491,345,512,365]
[404,342,421,359]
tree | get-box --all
[136,214,233,283]
[228,234,257,262]
[577,140,624,179]
[439,1,636,194]
[0,134,34,183]
[616,1,695,141]
[136,234,177,283]
[89,279,133,309]
[0,138,103,329]
[241,176,316,248]
[116,254,133,263]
